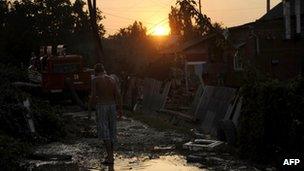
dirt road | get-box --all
[26,110,201,170]
[26,110,260,171]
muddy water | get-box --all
[32,155,204,171]
[111,155,204,171]
[29,113,203,171]
[27,111,258,171]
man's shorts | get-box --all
[95,104,117,143]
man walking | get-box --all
[89,63,123,164]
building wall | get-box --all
[254,17,303,80]
[225,17,303,86]
[158,13,303,87]
[258,38,303,80]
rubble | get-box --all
[24,108,261,171]
[153,145,175,151]
[183,139,223,151]
[205,156,225,165]
[196,86,237,135]
[137,79,242,146]
[186,155,203,163]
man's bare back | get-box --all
[92,75,117,105]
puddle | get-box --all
[31,155,205,171]
[113,155,204,171]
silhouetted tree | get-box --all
[169,0,223,41]
[105,21,155,75]
[169,0,198,40]
[0,0,105,66]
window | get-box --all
[234,50,243,71]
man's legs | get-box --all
[105,105,116,163]
[104,140,114,162]
[102,105,116,164]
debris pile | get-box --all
[183,134,259,170]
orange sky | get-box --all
[98,0,281,36]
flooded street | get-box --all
[26,110,201,171]
[25,110,257,171]
[112,155,203,171]
[30,155,203,171]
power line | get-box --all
[103,11,155,25]
[101,8,168,12]
[204,7,265,12]
[102,4,265,17]
[102,1,267,35]
[150,0,170,8]
[146,17,169,33]
[103,12,170,35]
[124,0,146,13]
[144,1,176,21]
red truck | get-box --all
[28,45,93,107]
[40,54,92,93]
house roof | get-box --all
[159,35,214,54]
[259,1,304,21]
[228,22,255,31]
[181,35,215,51]
[158,35,181,54]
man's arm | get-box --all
[88,78,96,119]
[113,80,123,117]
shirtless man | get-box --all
[89,63,123,164]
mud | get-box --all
[26,111,196,170]
[26,110,259,171]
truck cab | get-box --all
[30,45,93,94]
[41,54,93,93]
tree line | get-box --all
[0,0,221,72]
[0,0,104,66]
[104,0,223,76]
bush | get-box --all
[237,76,304,164]
[0,63,27,83]
[0,64,66,140]
[0,64,68,169]
[0,135,31,170]
[31,99,66,141]
[0,72,29,138]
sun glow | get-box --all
[152,25,169,36]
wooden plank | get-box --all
[232,97,243,126]
[195,86,214,122]
[201,111,216,134]
[160,81,171,110]
[151,80,162,110]
[142,78,171,111]
[196,86,236,135]
[211,87,236,135]
[160,109,195,121]
[142,78,153,110]
[189,85,204,116]
[147,79,156,110]
[224,94,239,120]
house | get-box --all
[229,0,304,83]
[160,0,303,87]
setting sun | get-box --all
[152,25,170,36]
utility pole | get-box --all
[199,0,202,14]
[267,0,270,12]
[295,0,301,34]
[87,0,104,63]
[283,0,291,39]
